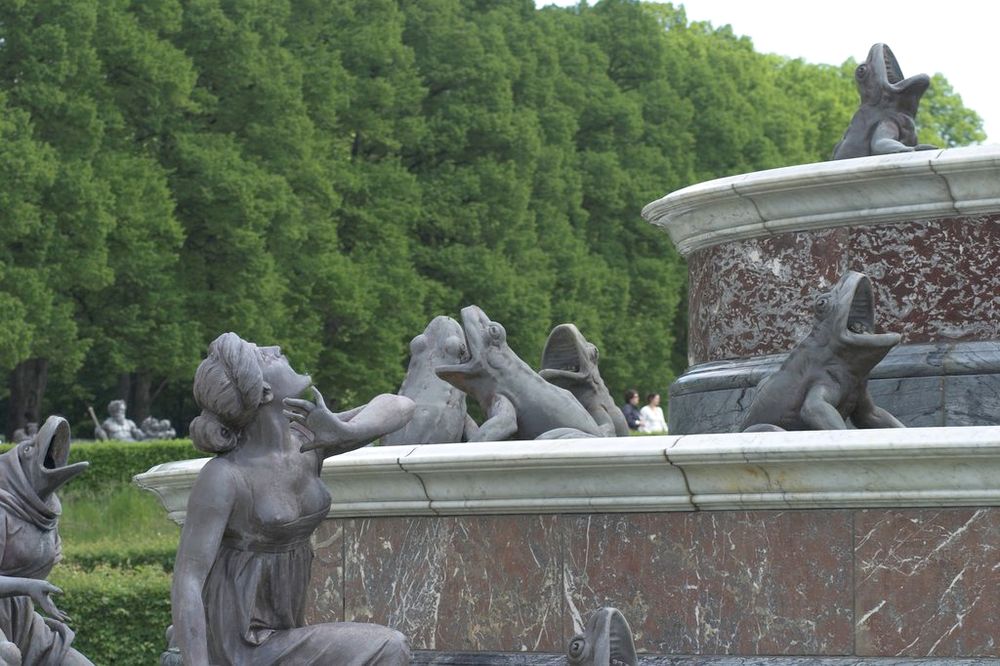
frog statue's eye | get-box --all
[442,336,462,358]
[567,635,587,663]
[487,322,505,343]
[814,295,831,316]
[855,63,867,78]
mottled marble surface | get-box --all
[855,509,1000,658]
[563,512,854,656]
[686,215,1000,365]
[333,515,563,652]
[307,508,1000,659]
[687,228,849,365]
[305,518,345,624]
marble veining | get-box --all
[564,512,853,655]
[854,509,1000,657]
[687,215,1000,364]
[341,515,563,652]
[306,519,345,624]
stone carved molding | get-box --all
[641,145,1000,256]
[136,427,1000,523]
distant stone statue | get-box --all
[11,423,37,444]
[0,416,92,665]
[434,306,604,441]
[381,316,477,446]
[832,43,937,160]
[170,332,413,665]
[540,323,629,437]
[94,400,144,442]
[567,607,638,666]
[741,271,905,431]
[140,417,176,440]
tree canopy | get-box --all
[0,0,985,436]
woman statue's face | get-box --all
[258,345,312,400]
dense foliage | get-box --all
[50,564,172,665]
[0,0,985,436]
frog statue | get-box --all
[0,416,91,665]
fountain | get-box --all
[135,49,1000,661]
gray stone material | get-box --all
[95,400,144,441]
[0,416,91,665]
[435,306,604,441]
[943,374,1000,427]
[669,341,1000,434]
[170,332,414,665]
[140,417,176,440]
[540,324,629,437]
[832,44,935,160]
[641,146,1000,258]
[382,316,475,446]
[567,607,637,666]
[740,271,904,431]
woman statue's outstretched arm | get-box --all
[172,460,236,665]
[284,387,414,458]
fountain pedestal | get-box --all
[642,146,1000,433]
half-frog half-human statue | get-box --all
[0,415,92,665]
[168,332,414,665]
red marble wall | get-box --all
[305,507,1000,658]
[686,214,1000,364]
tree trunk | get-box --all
[131,371,153,422]
[116,372,131,402]
[7,358,49,440]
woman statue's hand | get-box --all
[0,577,68,622]
[283,387,355,453]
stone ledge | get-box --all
[134,426,1000,523]
[411,655,995,665]
[641,145,1000,256]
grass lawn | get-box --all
[53,469,182,663]
[60,484,180,570]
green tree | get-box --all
[0,0,116,435]
[918,73,986,147]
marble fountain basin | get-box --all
[135,428,1000,660]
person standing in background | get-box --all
[621,389,641,432]
[638,393,667,434]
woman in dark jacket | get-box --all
[621,389,641,431]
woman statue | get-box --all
[171,333,415,665]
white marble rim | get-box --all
[640,145,1000,256]
[133,426,1000,524]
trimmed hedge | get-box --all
[69,439,206,494]
[0,439,207,495]
[63,538,177,572]
[50,564,172,665]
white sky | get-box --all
[537,0,998,142]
